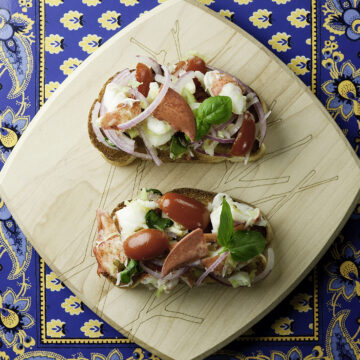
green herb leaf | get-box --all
[170,133,188,160]
[119,259,139,284]
[217,198,233,247]
[146,210,174,231]
[227,230,266,262]
[195,96,233,140]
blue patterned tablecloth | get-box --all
[0,0,359,359]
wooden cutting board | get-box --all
[0,0,359,359]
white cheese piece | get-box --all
[219,83,247,115]
[115,198,158,240]
[141,116,175,147]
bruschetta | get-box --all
[93,188,274,294]
[88,55,271,166]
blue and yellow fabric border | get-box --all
[0,0,359,359]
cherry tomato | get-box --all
[185,56,207,74]
[136,63,154,97]
[123,229,169,261]
[158,193,210,230]
[231,112,256,156]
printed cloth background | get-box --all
[0,0,359,359]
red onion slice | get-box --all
[155,74,165,84]
[137,126,163,166]
[116,65,171,130]
[252,247,275,284]
[259,110,271,146]
[112,68,132,86]
[136,55,162,75]
[204,135,235,143]
[130,88,148,107]
[195,251,229,286]
[162,267,187,281]
[103,129,152,159]
[139,262,162,279]
[173,71,195,93]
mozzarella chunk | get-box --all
[115,198,158,240]
[141,116,175,147]
[219,83,247,115]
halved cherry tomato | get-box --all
[158,193,210,230]
[231,112,256,156]
[135,63,154,97]
[185,56,207,74]
[173,56,207,75]
[123,229,169,261]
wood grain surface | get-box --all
[0,1,360,359]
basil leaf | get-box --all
[227,230,266,262]
[195,96,233,140]
[146,188,162,196]
[170,133,188,160]
[217,198,233,247]
[146,210,173,231]
[119,259,139,284]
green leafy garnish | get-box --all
[146,210,173,231]
[118,259,139,284]
[195,96,233,140]
[104,137,116,148]
[217,198,266,262]
[170,133,188,160]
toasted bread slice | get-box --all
[102,188,273,288]
[88,72,268,167]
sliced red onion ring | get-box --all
[149,258,164,267]
[259,110,271,146]
[204,135,235,143]
[136,55,162,75]
[130,88,148,108]
[137,126,163,166]
[116,65,171,130]
[103,129,152,159]
[191,139,204,150]
[91,102,115,149]
[99,100,107,117]
[112,68,132,86]
[155,74,165,84]
[195,251,229,286]
[247,92,260,107]
[214,114,238,131]
[139,262,162,279]
[165,230,178,239]
[252,247,275,284]
[162,267,187,281]
[173,71,195,93]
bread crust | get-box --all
[105,188,273,288]
[88,71,268,166]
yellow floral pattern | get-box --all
[234,0,253,5]
[196,0,215,5]
[120,0,139,6]
[60,57,82,75]
[290,293,312,312]
[272,0,291,4]
[45,0,63,6]
[80,319,104,338]
[45,271,64,291]
[268,32,291,52]
[288,56,310,75]
[250,9,272,29]
[60,10,83,31]
[61,295,84,316]
[82,0,101,6]
[98,11,121,31]
[271,317,294,335]
[0,352,9,360]
[79,34,102,54]
[219,9,234,21]
[45,34,64,54]
[46,319,66,338]
[287,8,310,28]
